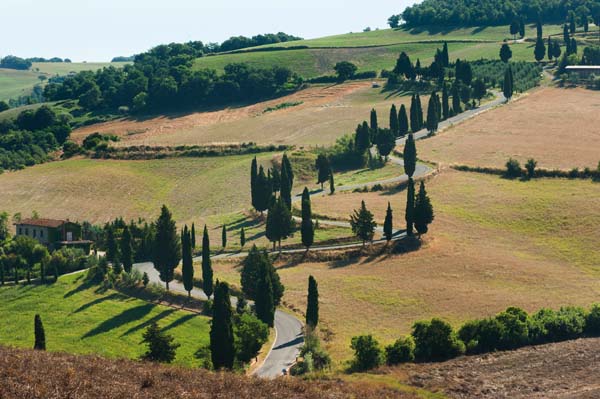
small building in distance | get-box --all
[14,218,93,254]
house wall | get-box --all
[15,225,51,245]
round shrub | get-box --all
[412,318,465,361]
[385,336,415,365]
[585,304,600,335]
[350,335,383,371]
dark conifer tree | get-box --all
[547,37,554,61]
[500,43,512,63]
[266,196,293,251]
[441,42,449,67]
[329,168,335,195]
[410,95,419,133]
[254,166,272,214]
[452,82,462,113]
[518,16,525,38]
[426,91,439,134]
[282,152,294,188]
[534,37,546,62]
[141,322,180,363]
[315,153,331,190]
[389,104,399,137]
[202,225,213,298]
[570,38,577,54]
[393,52,415,79]
[370,108,378,143]
[415,58,422,78]
[416,94,424,129]
[301,187,314,250]
[405,178,415,236]
[398,104,409,136]
[250,157,258,209]
[271,166,281,193]
[414,181,434,236]
[255,263,275,327]
[355,122,371,153]
[510,18,520,41]
[442,84,449,120]
[569,12,576,34]
[563,24,570,48]
[280,162,292,210]
[106,226,118,263]
[503,66,514,100]
[376,128,395,160]
[120,225,133,273]
[306,275,319,328]
[191,223,196,249]
[34,314,45,350]
[182,226,194,297]
[403,133,417,178]
[240,227,246,248]
[241,245,284,305]
[222,225,227,248]
[350,201,377,246]
[210,281,235,369]
[536,18,543,39]
[383,202,393,242]
[152,205,181,291]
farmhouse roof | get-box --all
[16,218,68,228]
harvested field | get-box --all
[419,87,600,170]
[71,82,415,148]
[0,346,418,399]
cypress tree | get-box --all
[306,275,319,328]
[182,226,194,297]
[547,37,554,61]
[254,166,272,214]
[500,43,513,63]
[536,18,543,39]
[553,41,562,60]
[34,314,45,350]
[241,245,284,305]
[355,122,371,153]
[426,91,439,134]
[191,223,196,249]
[329,169,335,195]
[120,225,133,274]
[315,153,331,190]
[141,322,180,363]
[503,66,514,100]
[152,205,181,291]
[416,94,423,130]
[255,262,275,327]
[452,82,462,114]
[569,12,576,34]
[389,104,399,137]
[280,162,292,210]
[442,85,449,120]
[240,227,246,248]
[106,226,118,263]
[414,181,435,236]
[563,24,570,48]
[250,157,258,209]
[534,37,546,62]
[221,225,227,248]
[570,38,577,54]
[398,104,409,136]
[202,225,213,298]
[442,42,449,67]
[409,95,419,133]
[282,153,294,188]
[301,187,314,250]
[370,108,378,143]
[349,201,377,246]
[403,133,417,178]
[406,178,415,236]
[271,166,281,193]
[210,281,235,369]
[383,202,393,242]
[519,16,525,38]
[266,196,293,252]
[376,128,395,160]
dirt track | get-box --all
[407,338,600,398]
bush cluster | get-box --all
[307,71,378,84]
[471,60,542,93]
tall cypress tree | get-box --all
[389,104,399,137]
[383,202,393,242]
[329,169,335,195]
[398,104,409,136]
[414,181,435,237]
[255,262,275,327]
[405,178,416,236]
[266,196,293,252]
[271,166,281,193]
[250,157,258,209]
[280,162,292,210]
[452,82,462,113]
[191,223,196,249]
[442,84,449,120]
[403,133,417,178]
[370,108,379,143]
[355,122,371,153]
[503,66,514,100]
[182,226,194,297]
[442,42,449,67]
[409,95,419,133]
[315,154,331,190]
[106,226,118,263]
[534,37,546,62]
[210,281,235,369]
[282,152,294,188]
[120,225,133,273]
[306,275,319,328]
[152,205,181,291]
[536,18,543,39]
[426,91,439,134]
[221,225,227,249]
[254,166,272,214]
[34,314,45,350]
[202,225,213,298]
[547,37,554,61]
[240,227,246,248]
[241,245,284,305]
[416,94,424,130]
[301,187,314,250]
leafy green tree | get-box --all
[406,178,415,236]
[383,202,393,242]
[393,52,415,80]
[403,133,417,178]
[34,314,46,350]
[182,226,194,297]
[376,128,395,160]
[414,181,434,236]
[350,201,377,246]
[350,335,383,371]
[426,91,439,134]
[255,262,275,327]
[534,37,546,62]
[202,225,213,298]
[500,43,513,63]
[503,66,514,100]
[505,158,522,178]
[315,154,331,190]
[234,312,269,362]
[240,227,246,248]
[152,205,181,291]
[241,246,284,305]
[510,18,520,41]
[519,16,525,38]
[306,275,319,328]
[120,225,133,273]
[266,196,293,251]
[472,79,487,105]
[141,322,180,363]
[525,158,537,179]
[301,188,315,250]
[354,121,371,153]
[210,282,235,369]
[0,212,10,242]
[389,104,399,137]
[388,15,400,29]
[334,61,358,81]
[221,225,227,249]
[398,105,409,136]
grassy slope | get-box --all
[0,273,210,367]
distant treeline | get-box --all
[44,41,301,114]
[0,56,72,71]
[394,0,600,27]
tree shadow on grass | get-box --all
[72,293,127,314]
[63,279,95,299]
[162,313,199,333]
[82,303,155,339]
[120,308,176,337]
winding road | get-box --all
[134,90,507,379]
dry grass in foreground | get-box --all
[418,87,600,170]
[0,346,414,399]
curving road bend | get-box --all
[133,91,506,379]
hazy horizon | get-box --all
[1,0,418,62]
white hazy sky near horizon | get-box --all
[1,0,419,62]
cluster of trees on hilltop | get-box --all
[217,32,303,52]
[394,0,600,27]
[26,57,72,63]
[43,41,300,113]
[0,56,32,70]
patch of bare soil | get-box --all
[406,338,600,398]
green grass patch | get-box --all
[0,273,210,367]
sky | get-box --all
[1,0,418,62]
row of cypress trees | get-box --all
[403,133,434,237]
[250,153,294,214]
